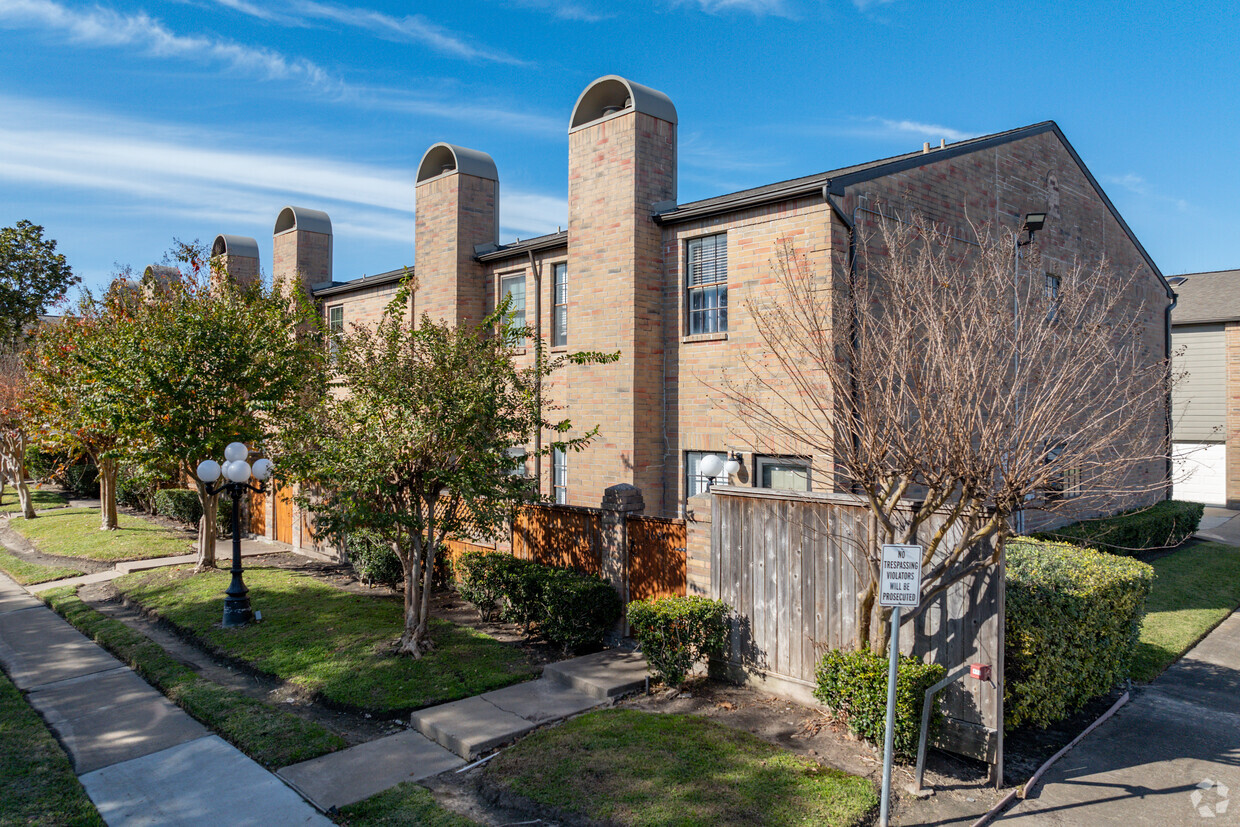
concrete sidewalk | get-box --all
[1001,609,1240,824]
[277,648,648,811]
[0,571,329,826]
[1196,505,1240,545]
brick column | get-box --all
[600,484,644,612]
[685,492,712,596]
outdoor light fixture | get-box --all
[699,453,725,480]
[196,442,272,627]
[1018,212,1047,247]
[723,455,741,476]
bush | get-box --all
[117,466,155,511]
[814,648,946,761]
[1005,538,1154,729]
[24,446,99,497]
[1032,500,1203,556]
[627,596,730,687]
[454,550,621,651]
[537,568,622,653]
[347,529,405,589]
[153,488,202,526]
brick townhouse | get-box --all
[214,74,1173,549]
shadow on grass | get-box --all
[115,566,539,716]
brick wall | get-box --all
[415,171,496,325]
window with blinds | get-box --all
[552,262,567,347]
[501,273,526,347]
[327,305,344,359]
[686,233,728,335]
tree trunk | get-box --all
[15,434,34,520]
[99,456,118,530]
[396,543,432,658]
[195,480,218,570]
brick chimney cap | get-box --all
[211,234,260,260]
[570,75,677,130]
[274,206,332,237]
[416,143,498,184]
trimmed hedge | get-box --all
[346,529,404,589]
[454,551,622,652]
[1005,538,1155,729]
[627,595,730,687]
[813,648,945,761]
[1032,500,1203,556]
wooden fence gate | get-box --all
[247,487,266,536]
[274,484,294,545]
[627,516,686,602]
[512,503,602,574]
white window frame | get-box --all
[552,262,567,347]
[686,233,728,335]
[327,304,344,357]
[685,451,728,498]
[553,447,567,504]
[500,273,527,347]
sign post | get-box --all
[878,544,923,827]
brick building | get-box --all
[230,74,1173,536]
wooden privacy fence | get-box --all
[513,503,603,575]
[703,486,1003,773]
[627,516,687,602]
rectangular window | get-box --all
[507,446,527,477]
[685,451,727,498]
[501,274,526,347]
[687,234,728,335]
[756,456,811,492]
[1062,466,1082,499]
[552,262,567,347]
[327,305,344,357]
[553,447,567,504]
[1045,273,1061,301]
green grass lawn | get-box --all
[0,667,103,826]
[335,782,479,826]
[8,507,193,562]
[0,546,84,585]
[487,709,877,827]
[114,566,539,714]
[40,585,345,768]
[1131,541,1240,682]
[0,488,69,512]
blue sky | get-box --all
[1,0,1235,294]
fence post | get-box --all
[685,492,713,596]
[601,484,644,624]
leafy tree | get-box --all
[0,354,37,518]
[723,212,1170,648]
[25,286,135,530]
[108,242,326,567]
[279,285,615,657]
[0,221,77,349]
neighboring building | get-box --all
[1170,269,1240,505]
[221,74,1172,540]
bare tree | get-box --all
[723,210,1171,647]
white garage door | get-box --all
[1173,442,1226,505]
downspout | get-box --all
[1164,286,1178,501]
[824,185,861,492]
[528,250,543,495]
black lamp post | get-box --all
[196,443,272,628]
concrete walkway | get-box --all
[1196,505,1240,545]
[1001,608,1240,824]
[277,648,648,811]
[0,570,330,826]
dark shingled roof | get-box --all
[1170,269,1240,324]
[312,267,411,299]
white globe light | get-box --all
[196,460,221,483]
[699,454,725,478]
[251,458,272,481]
[724,458,741,476]
[225,460,252,483]
[224,442,249,462]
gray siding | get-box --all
[1172,324,1226,443]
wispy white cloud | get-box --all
[871,118,975,143]
[287,1,527,65]
[0,0,559,132]
[0,0,342,92]
[506,0,611,23]
[672,0,794,17]
[1106,173,1189,212]
[852,0,897,10]
[0,96,565,248]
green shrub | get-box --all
[1005,538,1155,729]
[454,551,621,651]
[153,488,202,526]
[1033,500,1203,556]
[117,466,155,511]
[627,596,730,687]
[347,529,405,589]
[537,568,622,653]
[814,648,945,760]
[24,446,99,497]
